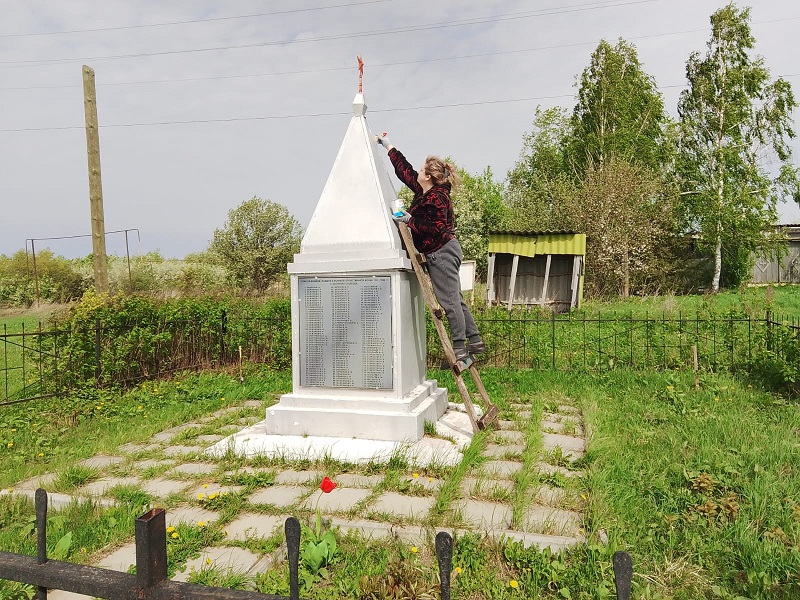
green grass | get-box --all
[1,363,799,598]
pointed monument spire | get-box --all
[289,57,409,273]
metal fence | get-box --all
[0,489,634,600]
[2,311,799,405]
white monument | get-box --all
[263,90,449,442]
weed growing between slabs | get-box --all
[1,366,799,598]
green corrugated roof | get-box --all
[488,232,586,258]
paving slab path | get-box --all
[4,395,591,596]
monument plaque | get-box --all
[298,276,392,389]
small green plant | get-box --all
[300,476,341,584]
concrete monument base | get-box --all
[206,408,474,467]
[264,380,448,442]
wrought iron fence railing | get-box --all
[2,311,798,404]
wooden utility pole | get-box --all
[82,65,109,293]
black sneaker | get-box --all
[454,346,470,362]
[469,340,486,354]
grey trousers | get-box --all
[426,238,480,345]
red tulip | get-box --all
[319,477,337,493]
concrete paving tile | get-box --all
[2,489,115,510]
[196,434,224,444]
[219,424,241,433]
[140,478,191,497]
[118,442,149,454]
[480,460,524,478]
[484,444,525,459]
[453,499,512,529]
[516,410,532,419]
[248,485,307,507]
[542,419,584,436]
[224,512,286,541]
[557,404,581,415]
[242,400,263,408]
[330,517,393,540]
[166,505,220,527]
[13,472,58,490]
[497,420,517,430]
[542,432,585,453]
[334,473,383,488]
[536,463,582,478]
[153,424,203,441]
[77,477,140,496]
[97,541,137,572]
[77,455,125,470]
[493,429,525,443]
[535,485,568,506]
[172,462,216,475]
[275,469,323,485]
[174,546,261,582]
[162,445,203,457]
[522,505,583,537]
[212,406,242,418]
[304,487,372,513]
[494,530,584,552]
[132,459,174,471]
[402,475,442,492]
[371,492,434,520]
[189,484,244,498]
[238,416,261,425]
[460,477,514,496]
[391,525,427,544]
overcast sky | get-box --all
[1,0,799,259]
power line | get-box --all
[0,0,660,67]
[2,14,797,91]
[0,0,391,38]
[3,73,798,133]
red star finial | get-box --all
[357,55,364,93]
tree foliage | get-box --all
[210,197,302,291]
[562,159,675,297]
[566,38,670,176]
[676,3,799,291]
[451,165,507,281]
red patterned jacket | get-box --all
[388,148,455,254]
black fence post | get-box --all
[435,531,453,600]
[35,488,48,600]
[285,516,301,600]
[613,550,633,600]
[135,508,168,591]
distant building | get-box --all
[751,224,800,284]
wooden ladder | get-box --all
[397,222,499,433]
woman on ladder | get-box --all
[375,133,484,363]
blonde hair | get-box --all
[424,156,460,189]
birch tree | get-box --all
[567,39,670,177]
[677,3,799,292]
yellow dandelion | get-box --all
[7,442,13,448]
[10,428,16,432]
[412,473,419,479]
[509,580,519,589]
[166,526,175,533]
[221,397,225,401]
[714,397,719,401]
[205,558,212,565]
[197,493,205,500]
[137,406,143,410]
[171,532,179,539]
[38,452,44,457]
[198,521,206,527]
[209,493,218,499]
[428,477,433,482]
[221,491,228,496]
[203,483,209,489]
[454,567,462,574]
[411,546,418,554]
